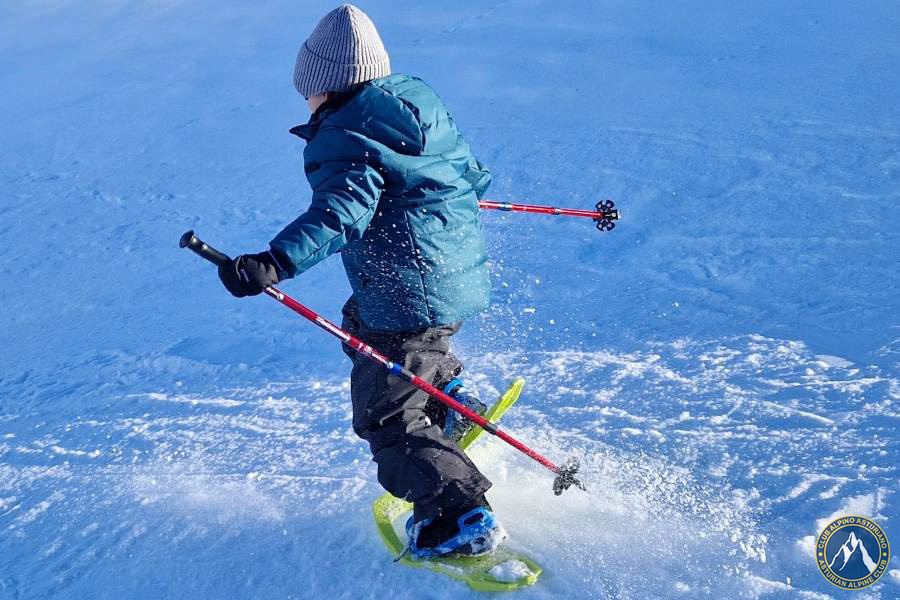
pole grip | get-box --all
[179,230,230,266]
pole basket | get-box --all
[594,200,620,232]
[552,457,587,495]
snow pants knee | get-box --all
[341,297,492,520]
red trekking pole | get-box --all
[479,199,620,231]
[179,230,585,495]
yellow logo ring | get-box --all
[816,515,890,590]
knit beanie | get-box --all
[293,4,391,98]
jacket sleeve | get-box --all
[269,156,384,279]
[464,152,491,200]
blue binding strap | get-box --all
[443,378,464,395]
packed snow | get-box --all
[489,559,533,582]
[1,1,898,598]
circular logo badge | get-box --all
[817,515,890,589]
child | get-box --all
[217,4,504,557]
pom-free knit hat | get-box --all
[293,4,391,98]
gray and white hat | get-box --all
[293,4,391,98]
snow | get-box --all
[488,559,532,582]
[1,0,899,599]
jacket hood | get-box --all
[289,74,455,157]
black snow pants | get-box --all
[341,297,491,520]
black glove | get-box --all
[217,251,282,297]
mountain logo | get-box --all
[816,515,890,589]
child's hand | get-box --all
[217,251,281,297]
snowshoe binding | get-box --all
[405,497,507,559]
[442,379,488,443]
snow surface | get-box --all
[489,559,533,582]
[1,1,899,599]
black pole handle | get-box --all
[179,230,230,266]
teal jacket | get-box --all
[270,74,492,331]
